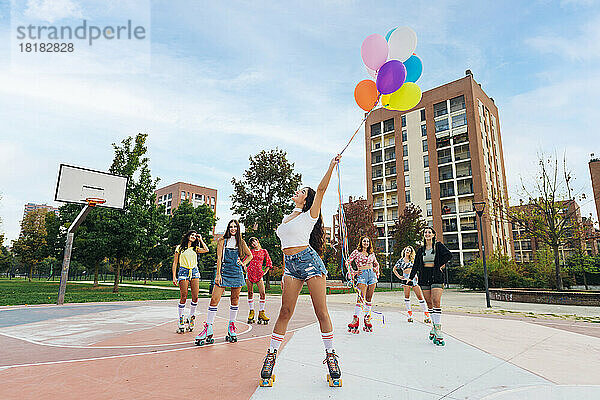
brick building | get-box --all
[154,182,217,216]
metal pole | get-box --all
[478,212,491,308]
[57,205,92,305]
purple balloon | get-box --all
[361,34,388,71]
[376,60,407,95]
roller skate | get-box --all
[225,321,238,342]
[248,309,255,324]
[177,316,185,333]
[259,349,277,387]
[194,322,214,346]
[186,315,196,332]
[363,314,373,332]
[347,315,359,334]
[257,310,270,325]
[407,310,414,323]
[432,324,445,346]
[429,325,435,341]
[324,350,342,387]
[424,311,431,324]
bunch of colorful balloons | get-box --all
[354,26,423,112]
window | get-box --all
[384,149,395,161]
[403,144,408,157]
[425,186,431,200]
[522,241,532,250]
[405,190,411,203]
[443,218,458,233]
[443,234,459,250]
[422,139,428,152]
[420,109,426,121]
[401,115,406,127]
[371,123,381,137]
[168,193,172,199]
[438,148,452,164]
[404,159,409,172]
[441,199,456,214]
[426,203,433,217]
[460,216,476,231]
[434,101,448,117]
[212,197,215,204]
[452,113,467,128]
[462,233,478,249]
[383,118,394,132]
[423,155,429,168]
[424,170,430,184]
[438,165,453,181]
[456,161,472,178]
[454,144,470,161]
[421,124,427,137]
[440,182,455,198]
[436,136,450,148]
[435,118,449,132]
[450,95,465,113]
[181,191,186,200]
[457,178,473,195]
[371,151,382,164]
[402,130,407,142]
[404,175,410,187]
[167,200,172,207]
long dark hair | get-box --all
[422,226,437,254]
[249,237,261,250]
[179,230,198,251]
[302,187,325,256]
[223,219,245,257]
[356,236,374,254]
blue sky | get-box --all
[1,0,599,243]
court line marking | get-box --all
[0,316,253,349]
[0,322,317,371]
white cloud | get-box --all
[23,0,83,23]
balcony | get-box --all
[385,168,396,177]
[372,186,384,194]
[373,202,384,209]
[387,200,398,206]
[457,179,474,196]
[371,156,383,165]
[443,219,458,233]
[460,222,477,231]
[372,171,383,179]
[385,184,397,191]
[454,144,470,161]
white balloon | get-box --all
[366,66,378,79]
[388,26,417,62]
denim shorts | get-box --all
[177,266,200,281]
[402,271,418,286]
[356,269,378,285]
[284,247,327,281]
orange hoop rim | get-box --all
[85,197,106,207]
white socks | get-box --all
[270,332,284,352]
[207,306,218,324]
[419,300,427,313]
[364,302,372,317]
[178,302,185,318]
[229,305,239,322]
[248,299,254,310]
[354,303,362,316]
[432,308,441,325]
[404,298,411,312]
[190,301,197,317]
[321,331,334,352]
[259,299,266,311]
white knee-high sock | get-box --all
[269,332,284,352]
[207,305,218,324]
[178,302,186,318]
[432,308,441,325]
[321,331,334,352]
[354,303,362,316]
[229,305,239,322]
[248,298,254,310]
[404,298,411,312]
[189,301,197,317]
[419,300,428,313]
[364,302,372,317]
[259,299,266,311]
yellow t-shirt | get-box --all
[176,245,198,269]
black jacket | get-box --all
[409,242,452,281]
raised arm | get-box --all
[195,235,209,254]
[310,154,341,219]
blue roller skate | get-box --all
[194,322,214,346]
[225,321,238,343]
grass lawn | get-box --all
[0,278,208,306]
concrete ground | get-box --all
[0,290,598,399]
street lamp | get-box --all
[473,201,491,308]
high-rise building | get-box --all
[589,154,600,226]
[154,182,217,216]
[23,203,59,218]
[365,71,512,266]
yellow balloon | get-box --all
[387,82,422,111]
[381,93,391,107]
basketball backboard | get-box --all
[54,164,128,209]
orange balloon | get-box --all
[354,80,378,111]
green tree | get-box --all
[231,148,302,287]
[12,209,48,281]
[391,203,428,262]
[168,200,216,246]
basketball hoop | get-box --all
[85,197,106,207]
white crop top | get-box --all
[276,210,318,249]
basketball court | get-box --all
[1,295,599,400]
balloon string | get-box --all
[339,93,381,156]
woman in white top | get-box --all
[260,155,342,388]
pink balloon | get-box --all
[361,34,388,71]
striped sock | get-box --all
[364,302,372,317]
[419,300,427,313]
[248,299,254,310]
[259,300,266,311]
[270,332,284,352]
[178,302,186,318]
[207,306,218,324]
[404,298,411,312]
[432,308,441,325]
[229,305,239,322]
[321,331,334,352]
[354,303,362,315]
[189,301,197,317]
